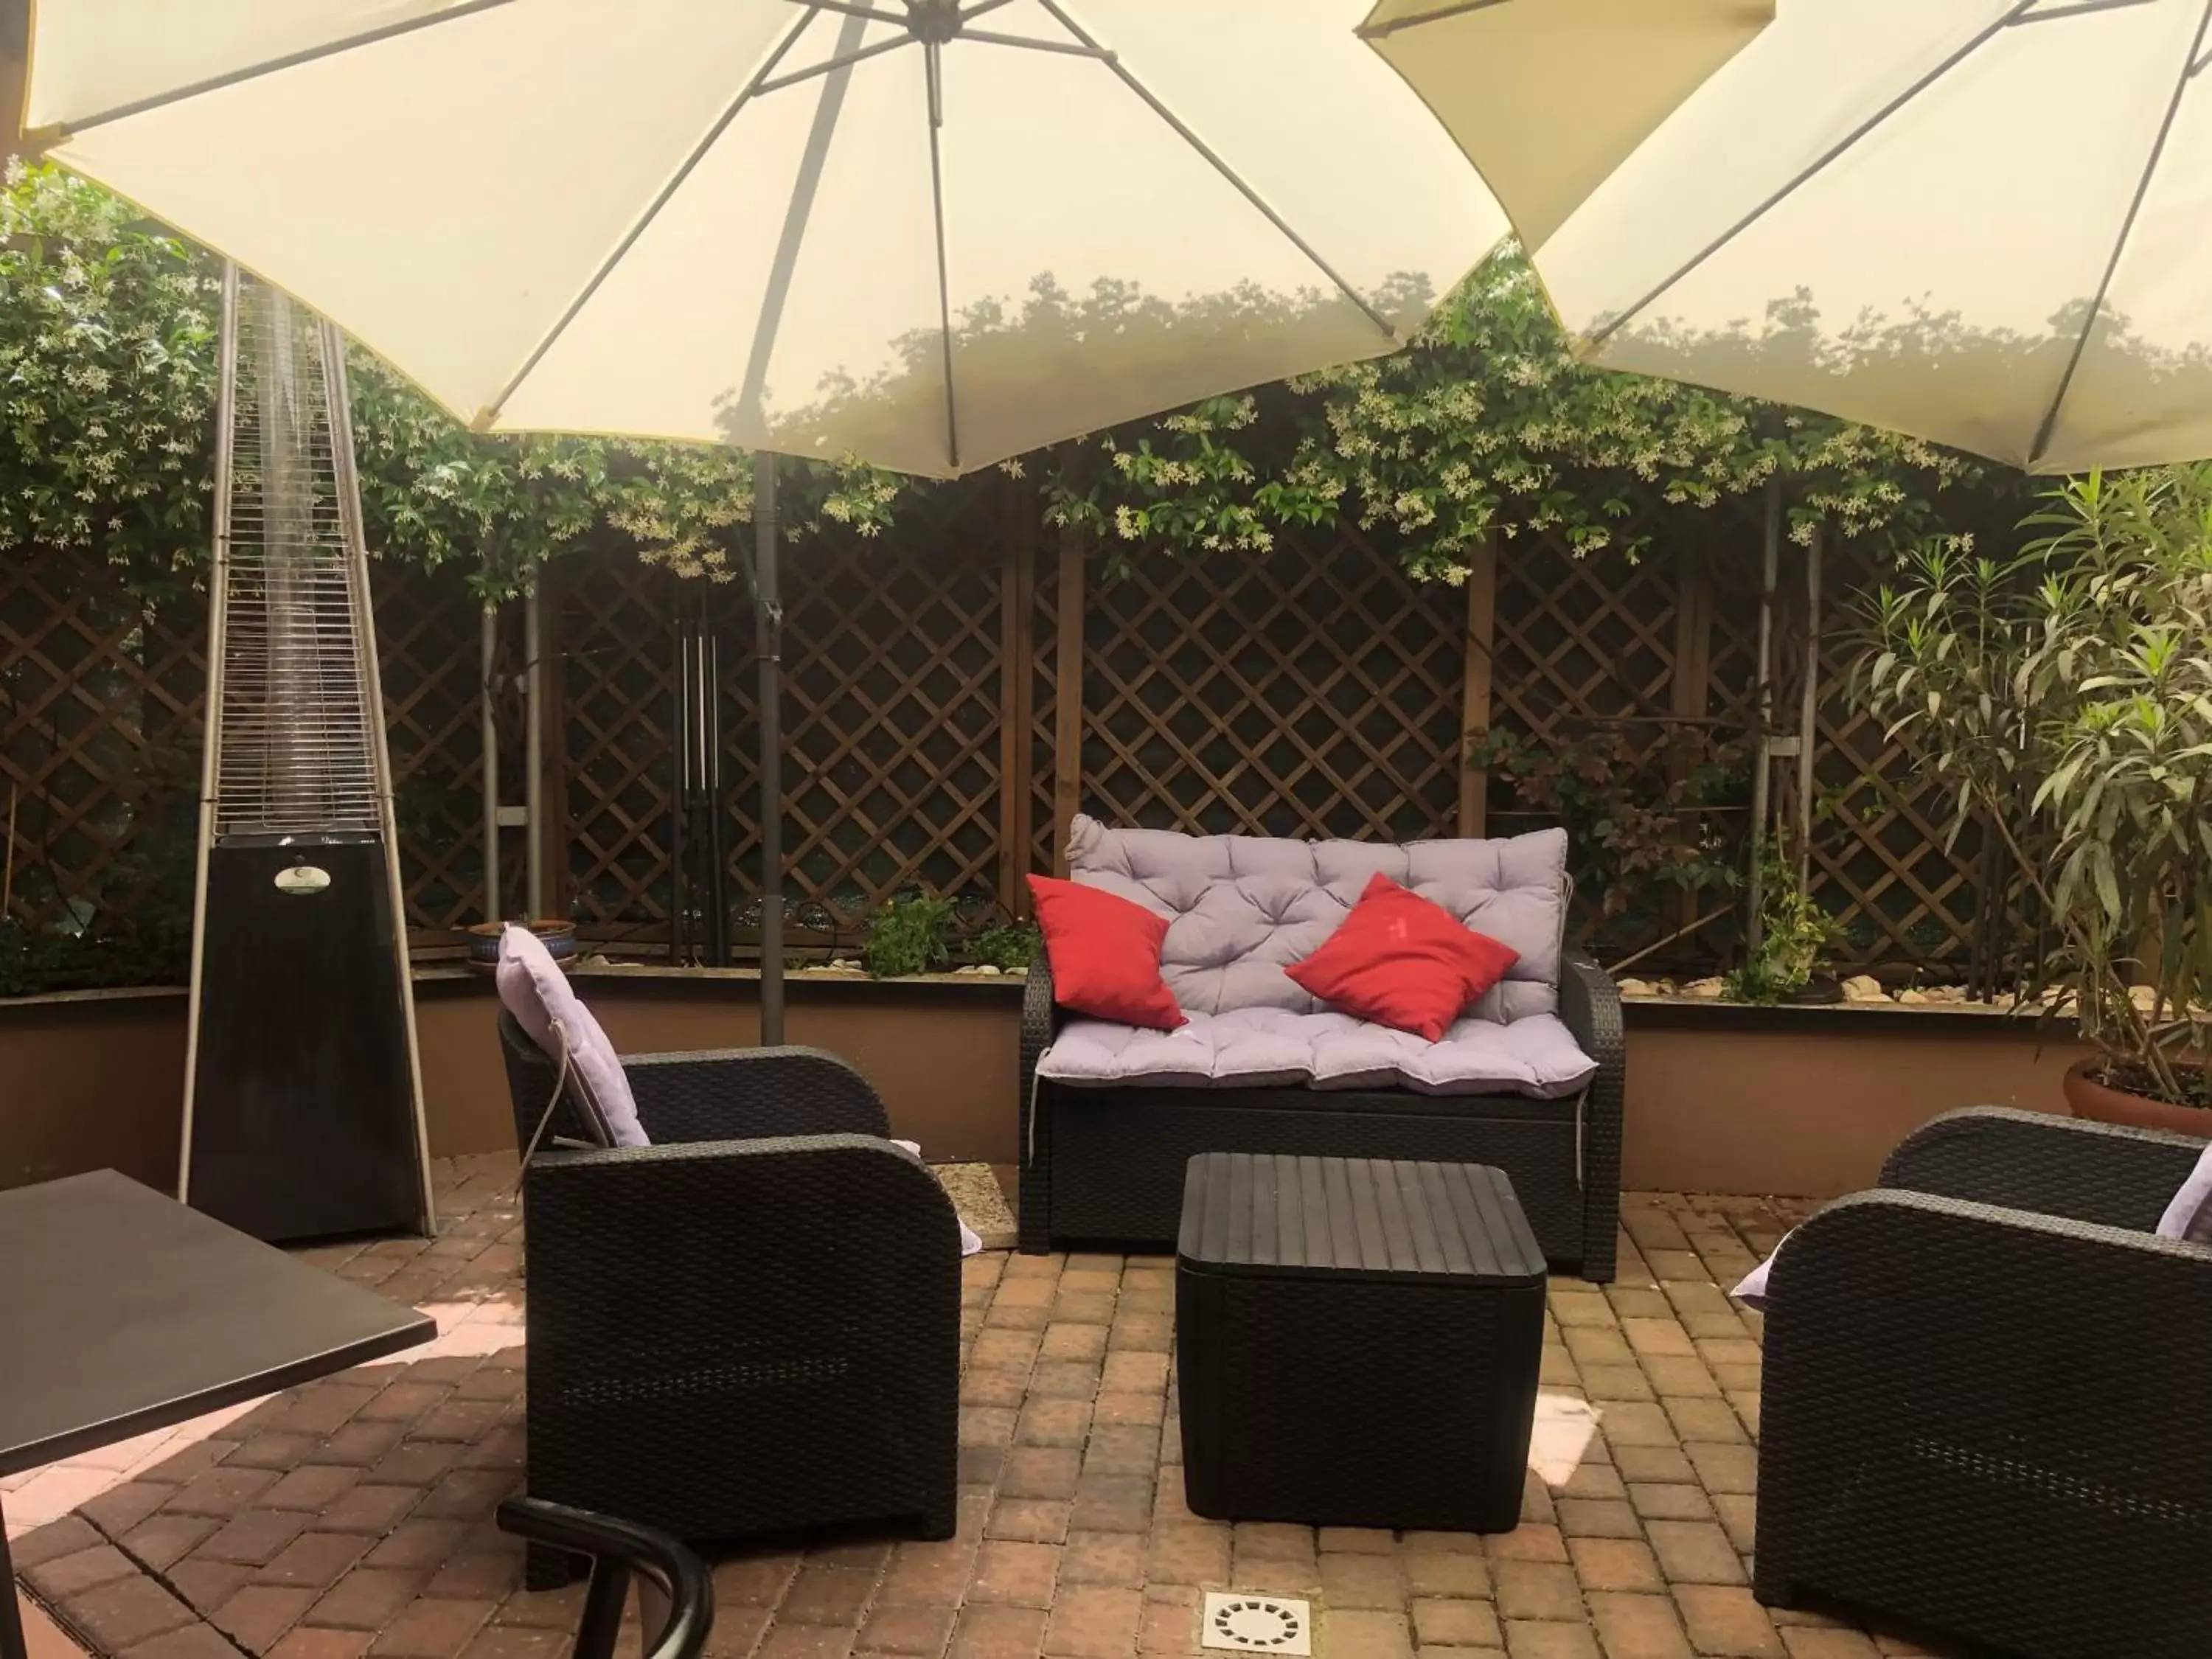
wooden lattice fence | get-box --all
[0,554,503,958]
[375,563,485,934]
[554,479,1032,947]
[1074,526,1468,847]
[6,472,2040,984]
[0,565,202,946]
[766,487,1013,929]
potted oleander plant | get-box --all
[1854,466,2211,1129]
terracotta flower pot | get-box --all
[2062,1056,2211,1138]
[465,919,577,975]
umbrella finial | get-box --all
[908,0,963,44]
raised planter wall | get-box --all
[410,968,1022,1169]
[0,974,2089,1201]
[1619,1001,2081,1196]
[0,987,189,1192]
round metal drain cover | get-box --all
[1201,1593,1311,1655]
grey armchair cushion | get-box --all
[2158,1139,2212,1243]
[496,924,647,1148]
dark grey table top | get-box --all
[1178,1152,1547,1285]
[0,1169,436,1475]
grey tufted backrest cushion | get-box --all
[1064,815,1568,1020]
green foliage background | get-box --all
[0,162,2037,995]
[0,162,2004,607]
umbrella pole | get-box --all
[1747,478,1781,956]
[756,450,785,1046]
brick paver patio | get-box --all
[7,1157,1979,1659]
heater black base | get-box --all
[185,835,427,1242]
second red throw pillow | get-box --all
[1287,872,1519,1042]
[1027,874,1186,1031]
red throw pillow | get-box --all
[1026,874,1186,1031]
[1287,872,1519,1042]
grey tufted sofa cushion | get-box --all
[1062,814,1570,1022]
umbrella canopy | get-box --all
[1360,0,1773,255]
[25,0,1517,479]
[1415,0,2212,474]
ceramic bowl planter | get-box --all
[466,919,577,975]
[2062,1057,2211,1139]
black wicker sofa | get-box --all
[1016,818,1625,1279]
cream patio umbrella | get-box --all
[22,0,1754,1034]
[1387,0,2212,474]
[21,0,1528,477]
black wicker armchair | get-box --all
[498,1014,960,1587]
[1756,1106,2212,1659]
[1015,952,1625,1278]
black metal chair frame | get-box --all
[1756,1106,2212,1659]
[498,1014,961,1587]
[1015,952,1626,1279]
[497,1496,712,1659]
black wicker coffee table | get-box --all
[1175,1152,1546,1532]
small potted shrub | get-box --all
[1725,845,1846,1005]
[1854,467,2211,1129]
[861,891,956,978]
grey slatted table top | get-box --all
[1177,1153,1546,1286]
[0,1169,436,1475]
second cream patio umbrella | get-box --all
[24,0,1767,1034]
[1386,0,2212,475]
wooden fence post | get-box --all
[1670,546,1714,731]
[1051,525,1086,874]
[998,479,1035,917]
[1457,536,1498,836]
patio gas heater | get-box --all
[178,265,434,1242]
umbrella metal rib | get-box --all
[2028,0,2212,464]
[476,2,830,429]
[961,30,1110,58]
[754,32,917,95]
[1585,0,2048,353]
[1033,0,1397,342]
[1357,0,1520,39]
[924,41,961,470]
[2017,0,2163,20]
[29,0,520,142]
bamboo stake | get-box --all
[2,782,15,922]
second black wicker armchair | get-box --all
[1756,1106,2212,1659]
[498,1015,961,1587]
